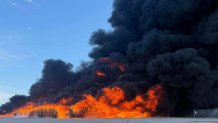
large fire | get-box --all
[0,85,162,119]
[72,85,162,118]
[1,102,72,119]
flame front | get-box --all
[1,102,72,119]
[72,85,162,118]
[0,85,162,119]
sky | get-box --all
[0,0,113,105]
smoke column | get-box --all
[1,0,218,117]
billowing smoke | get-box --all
[0,95,28,114]
[29,59,75,102]
[1,0,218,117]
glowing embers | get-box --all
[96,70,106,77]
[59,97,73,105]
[99,57,125,72]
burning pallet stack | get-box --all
[28,109,58,118]
[14,108,74,118]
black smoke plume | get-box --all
[1,0,218,116]
[0,95,28,114]
[29,59,75,103]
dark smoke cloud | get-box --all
[2,0,218,117]
[29,59,75,102]
[127,29,195,62]
[197,10,218,46]
[0,95,28,114]
[88,0,218,116]
[147,48,210,87]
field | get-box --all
[0,118,218,123]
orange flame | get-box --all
[1,102,72,119]
[96,70,106,77]
[100,57,125,72]
[116,64,125,72]
[59,97,73,105]
[72,85,162,118]
[0,85,162,119]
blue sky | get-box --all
[0,0,113,104]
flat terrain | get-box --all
[0,118,218,123]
